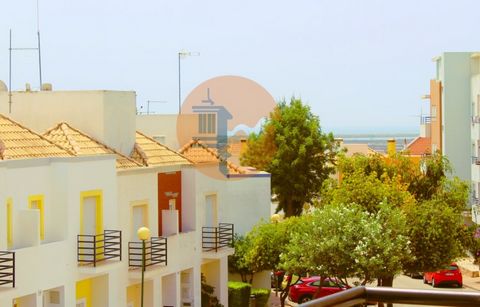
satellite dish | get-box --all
[0,80,7,92]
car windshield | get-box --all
[446,265,458,271]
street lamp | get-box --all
[178,50,200,114]
[137,227,151,307]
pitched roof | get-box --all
[343,143,378,156]
[179,139,246,174]
[132,131,191,167]
[405,137,431,156]
[0,114,72,160]
[43,122,142,169]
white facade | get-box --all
[0,90,136,156]
[434,53,472,183]
[0,87,272,306]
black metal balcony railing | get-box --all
[472,156,480,165]
[202,223,234,252]
[0,251,15,287]
[128,237,167,269]
[301,286,480,306]
[420,116,432,124]
[77,230,122,267]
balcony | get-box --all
[0,251,15,287]
[420,116,432,124]
[302,286,480,306]
[77,230,122,267]
[473,116,480,124]
[202,223,234,252]
[128,237,167,269]
[472,156,480,165]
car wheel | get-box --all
[432,278,437,288]
[458,282,463,288]
[423,276,428,284]
[299,295,313,303]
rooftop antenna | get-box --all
[37,0,43,87]
[146,100,167,114]
[8,1,44,113]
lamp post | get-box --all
[178,50,200,114]
[137,227,151,307]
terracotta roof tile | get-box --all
[0,114,72,160]
[132,131,191,167]
[179,139,245,174]
[43,122,142,169]
[405,137,431,156]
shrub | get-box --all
[251,288,270,307]
[201,274,223,307]
[228,281,251,307]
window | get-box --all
[49,290,60,304]
[28,195,45,241]
[198,113,216,134]
[6,198,12,248]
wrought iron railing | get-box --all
[77,230,122,267]
[202,223,234,252]
[0,251,14,287]
[301,286,480,306]
[128,237,167,269]
[472,156,480,165]
[420,116,432,124]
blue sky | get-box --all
[1,0,479,134]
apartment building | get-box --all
[419,52,480,223]
[0,86,271,306]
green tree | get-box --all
[280,203,410,287]
[241,97,340,217]
[228,235,255,283]
[243,217,303,307]
[403,200,466,273]
[325,152,469,286]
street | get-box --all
[270,275,479,307]
[392,274,477,307]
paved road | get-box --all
[272,275,478,307]
[390,274,476,307]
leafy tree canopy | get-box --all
[280,203,411,286]
[241,97,340,217]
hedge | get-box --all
[228,281,251,307]
[252,288,270,307]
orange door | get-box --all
[158,172,182,236]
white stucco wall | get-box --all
[136,114,180,150]
[0,155,122,306]
[0,90,136,156]
[438,53,472,182]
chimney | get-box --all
[41,83,52,91]
[387,138,396,156]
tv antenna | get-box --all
[146,100,167,114]
[8,0,43,113]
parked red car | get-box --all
[288,276,349,303]
[423,263,463,288]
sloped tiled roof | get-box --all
[43,122,142,169]
[0,114,73,160]
[405,137,431,156]
[179,139,246,174]
[132,131,191,167]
